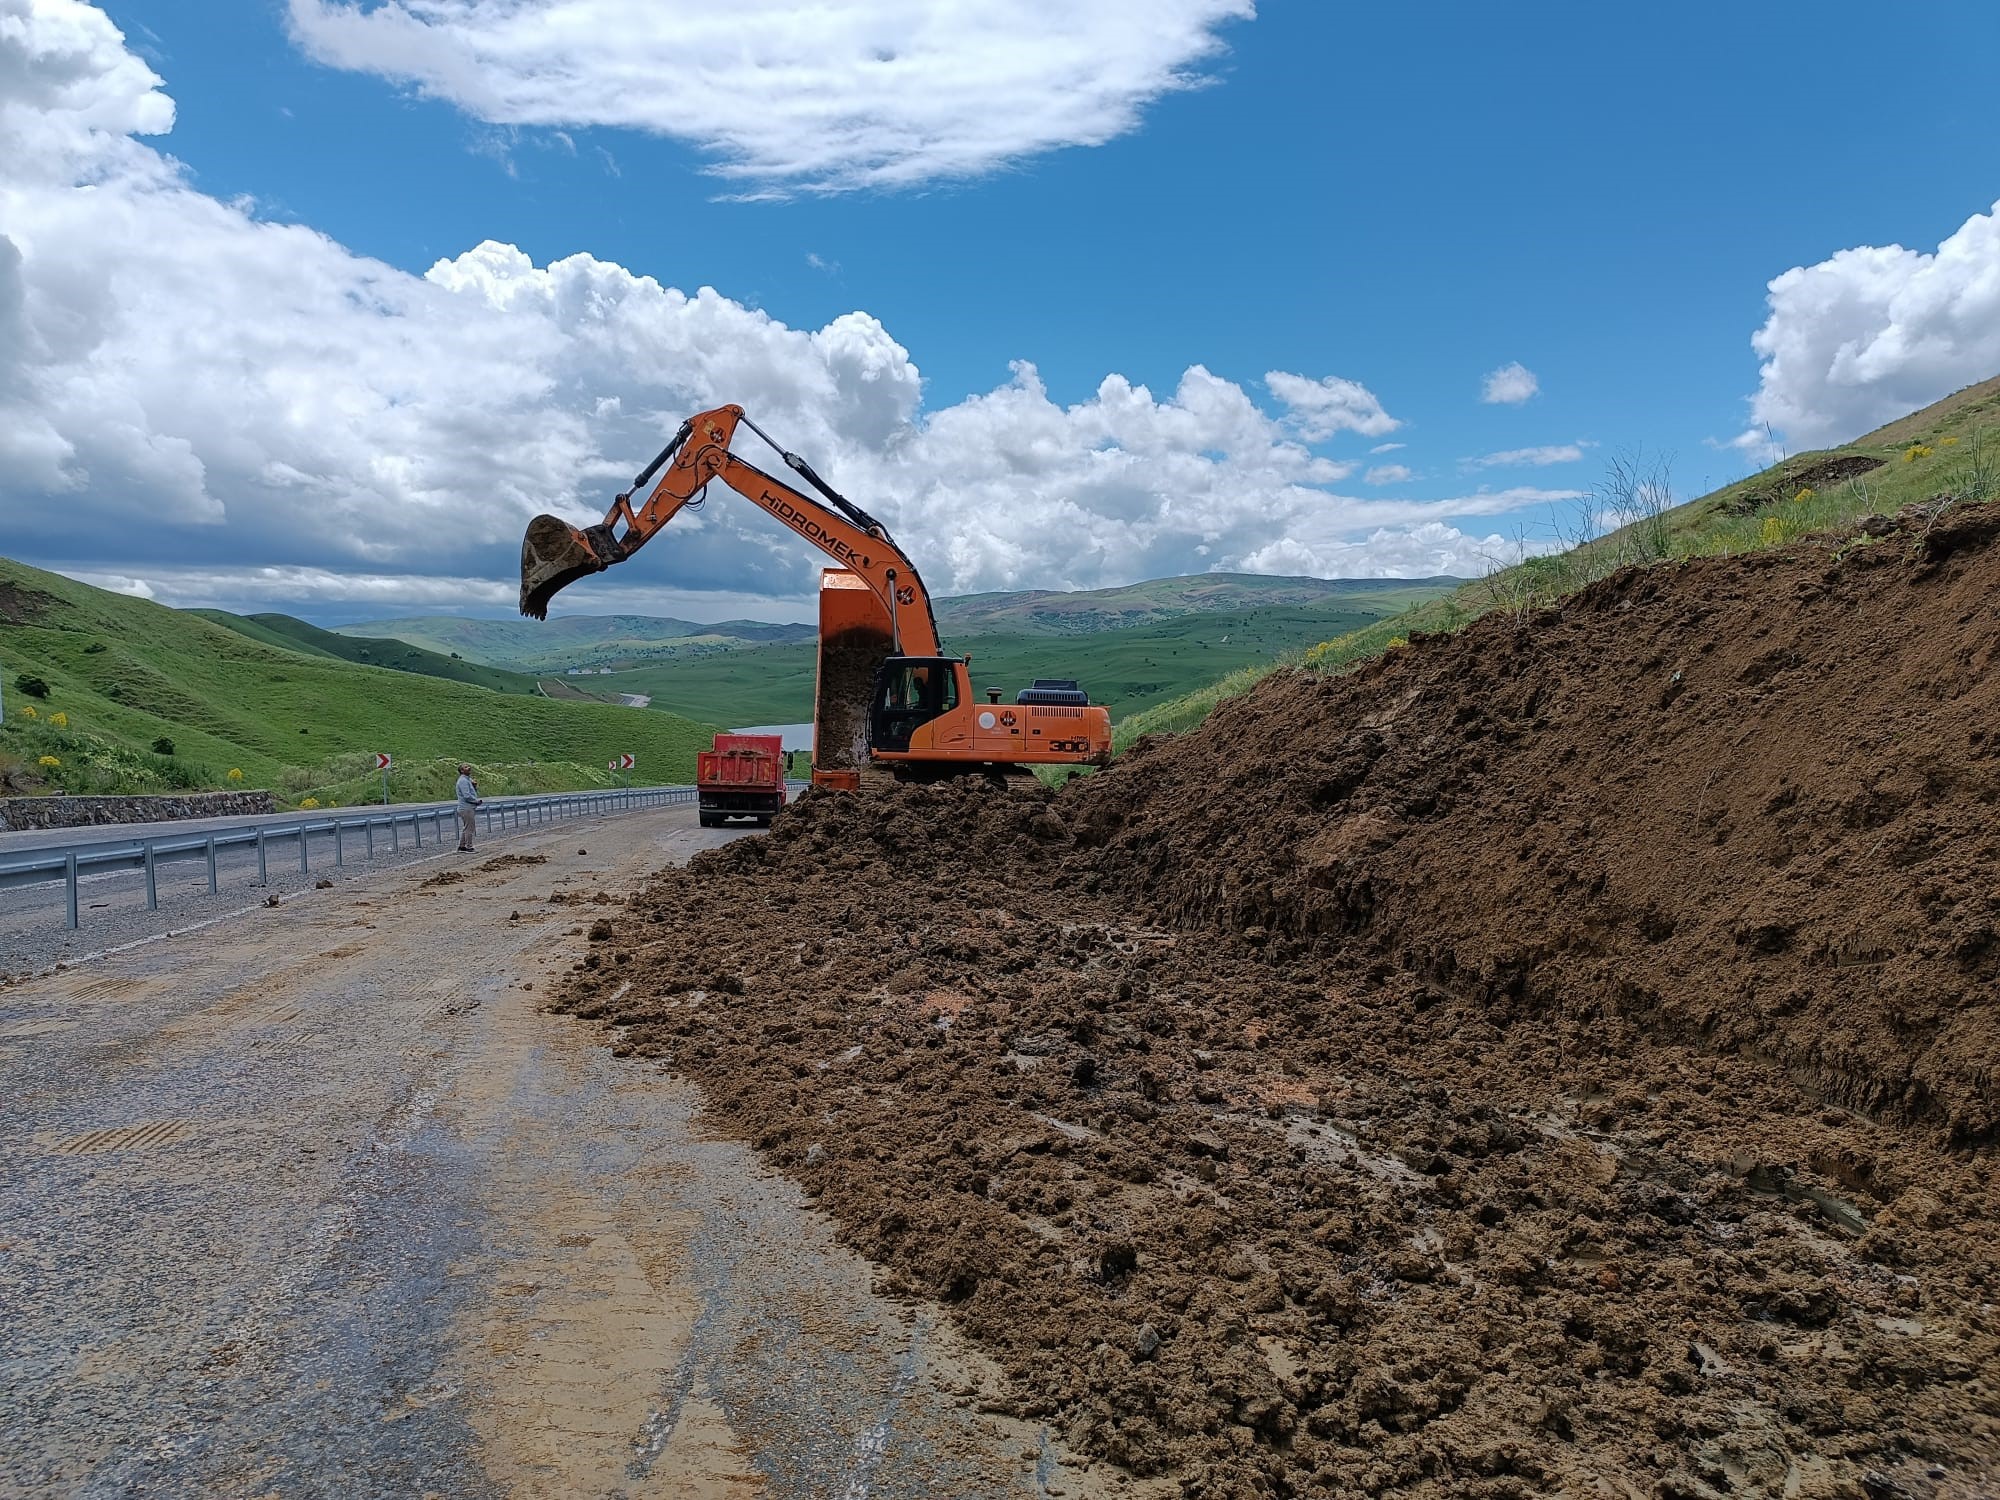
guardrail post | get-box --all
[144,840,159,911]
[256,828,268,887]
[365,820,375,859]
[334,822,344,867]
[299,826,310,875]
[413,811,423,848]
[390,817,399,854]
[65,850,79,930]
[206,835,218,894]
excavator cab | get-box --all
[868,657,965,753]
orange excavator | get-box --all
[519,405,1112,788]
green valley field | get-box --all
[0,559,715,807]
[599,597,1445,728]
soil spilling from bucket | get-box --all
[557,506,2000,1498]
[814,627,893,773]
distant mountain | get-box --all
[353,576,1457,672]
[335,614,817,673]
[933,574,1457,635]
[193,611,544,695]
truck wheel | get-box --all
[698,810,719,828]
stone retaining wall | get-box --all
[0,790,276,832]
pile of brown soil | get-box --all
[1080,504,2000,1145]
[479,853,549,869]
[555,508,2000,1498]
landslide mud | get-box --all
[557,507,2000,1498]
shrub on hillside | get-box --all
[152,736,176,755]
[14,674,49,700]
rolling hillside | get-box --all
[933,573,1453,634]
[339,613,816,673]
[604,600,1430,728]
[192,610,545,695]
[0,558,715,805]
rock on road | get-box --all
[0,807,1116,1499]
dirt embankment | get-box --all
[1079,504,2000,1145]
[555,507,2000,1498]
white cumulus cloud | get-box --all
[1265,371,1401,441]
[1480,361,1539,404]
[1238,522,1529,580]
[285,0,1256,196]
[1364,464,1411,485]
[1,0,1553,623]
[1743,200,2000,450]
[1468,443,1585,469]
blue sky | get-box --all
[6,0,2000,623]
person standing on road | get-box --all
[455,763,483,851]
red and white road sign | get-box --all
[375,752,392,770]
[618,753,635,770]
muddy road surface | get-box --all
[0,808,1114,1499]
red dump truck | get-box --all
[696,733,787,828]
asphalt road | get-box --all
[0,807,1115,1499]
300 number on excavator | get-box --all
[519,405,1113,789]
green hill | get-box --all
[934,573,1454,634]
[1116,374,2000,751]
[338,612,817,673]
[192,610,544,695]
[0,558,715,807]
[602,599,1436,728]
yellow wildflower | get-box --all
[48,711,67,728]
[227,768,244,782]
[37,755,60,768]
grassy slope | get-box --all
[603,600,1432,728]
[934,574,1453,634]
[1116,375,2000,750]
[0,558,716,805]
[340,613,817,672]
[193,610,543,695]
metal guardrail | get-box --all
[0,786,699,930]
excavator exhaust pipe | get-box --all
[520,515,618,619]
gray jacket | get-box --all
[455,774,481,806]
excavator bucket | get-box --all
[520,514,614,619]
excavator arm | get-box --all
[520,405,940,657]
